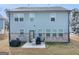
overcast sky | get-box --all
[0,4,79,17]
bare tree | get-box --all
[71,8,79,34]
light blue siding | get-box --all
[10,12,68,33]
[0,19,4,34]
[0,20,3,30]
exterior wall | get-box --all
[0,19,5,40]
[9,11,69,42]
[10,33,29,42]
[10,33,68,42]
[45,33,68,42]
[0,19,5,34]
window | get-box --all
[14,13,24,22]
[50,13,56,22]
[30,17,34,21]
[15,18,18,21]
[38,33,42,37]
[38,29,42,32]
[20,18,24,21]
[51,17,55,21]
[46,33,50,37]
[59,33,63,37]
[29,13,35,22]
[20,29,24,35]
[53,33,56,37]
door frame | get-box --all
[29,30,35,42]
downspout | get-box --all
[68,11,70,42]
[8,11,10,46]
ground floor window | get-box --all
[38,33,42,37]
[46,33,50,37]
[59,33,63,37]
[52,33,56,37]
[20,29,24,35]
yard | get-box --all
[9,34,79,55]
[0,34,79,55]
[0,33,9,55]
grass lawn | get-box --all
[9,34,79,55]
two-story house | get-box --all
[6,7,70,44]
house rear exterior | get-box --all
[6,7,70,43]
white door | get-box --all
[29,30,35,42]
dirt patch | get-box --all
[0,33,10,55]
[70,34,79,41]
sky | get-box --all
[0,4,79,17]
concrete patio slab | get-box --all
[22,42,46,48]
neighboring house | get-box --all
[71,8,79,34]
[6,7,70,43]
[0,14,5,40]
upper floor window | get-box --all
[50,13,56,22]
[30,18,34,21]
[15,18,18,21]
[51,17,55,21]
[14,13,24,22]
[29,13,35,22]
[20,18,24,21]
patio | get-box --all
[22,42,46,48]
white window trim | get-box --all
[29,13,35,18]
[50,13,56,18]
[14,13,24,22]
[14,13,24,18]
[50,13,56,22]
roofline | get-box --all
[6,10,71,13]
